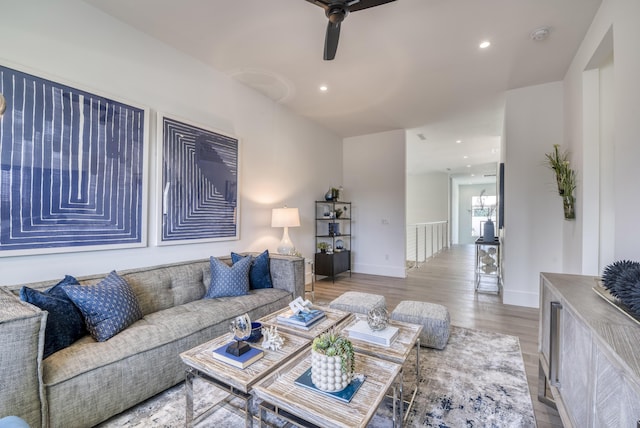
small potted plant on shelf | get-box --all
[316,242,329,253]
[311,330,355,392]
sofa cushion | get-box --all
[62,271,143,342]
[231,250,273,289]
[205,256,251,298]
[19,275,87,358]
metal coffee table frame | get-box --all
[180,330,310,427]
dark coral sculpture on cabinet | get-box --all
[601,260,640,317]
[601,260,640,289]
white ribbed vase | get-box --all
[311,349,353,392]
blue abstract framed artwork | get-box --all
[0,64,149,256]
[158,114,239,245]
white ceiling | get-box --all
[83,0,601,177]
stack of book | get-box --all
[211,342,264,369]
[345,320,399,347]
[276,308,326,330]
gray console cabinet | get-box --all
[539,273,640,428]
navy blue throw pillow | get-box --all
[62,271,143,342]
[231,250,273,289]
[205,255,251,298]
[20,275,87,358]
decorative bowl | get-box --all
[247,322,263,342]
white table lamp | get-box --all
[271,207,300,255]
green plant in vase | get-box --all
[545,144,570,196]
[545,144,577,220]
[311,330,355,391]
[316,242,329,253]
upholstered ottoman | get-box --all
[391,300,450,349]
[329,291,386,314]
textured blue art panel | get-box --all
[0,65,146,254]
[161,116,238,242]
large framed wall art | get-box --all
[0,64,149,256]
[158,114,240,245]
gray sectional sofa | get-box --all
[0,254,304,428]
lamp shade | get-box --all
[271,208,300,228]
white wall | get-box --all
[563,0,640,269]
[0,0,342,285]
[406,172,449,224]
[343,130,406,278]
[503,82,564,307]
[500,0,640,308]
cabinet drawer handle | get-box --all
[549,301,562,387]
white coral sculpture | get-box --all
[262,326,284,351]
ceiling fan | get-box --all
[305,0,396,60]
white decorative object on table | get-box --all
[289,296,313,314]
[261,326,284,351]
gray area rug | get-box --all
[97,326,535,427]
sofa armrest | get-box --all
[268,254,305,299]
[0,288,46,428]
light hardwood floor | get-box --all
[311,244,563,428]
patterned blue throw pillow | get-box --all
[231,249,273,289]
[205,255,251,298]
[20,275,87,358]
[62,271,143,342]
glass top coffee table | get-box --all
[179,329,310,427]
[252,347,403,428]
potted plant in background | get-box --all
[316,242,329,253]
[545,144,576,219]
[311,330,355,392]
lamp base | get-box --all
[226,340,251,356]
[277,227,295,255]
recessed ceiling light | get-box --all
[479,41,491,49]
[319,85,328,92]
[466,164,471,168]
[463,155,468,159]
[456,140,462,144]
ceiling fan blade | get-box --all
[324,20,341,60]
[348,0,396,12]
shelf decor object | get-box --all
[271,207,300,255]
[315,200,351,281]
[0,64,149,256]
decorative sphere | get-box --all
[367,306,389,331]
